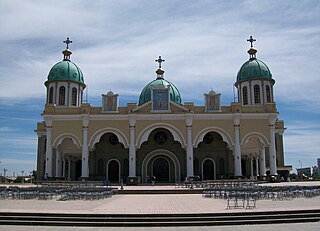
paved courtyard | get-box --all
[0,181,319,230]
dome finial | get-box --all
[62,37,73,61]
[155,56,165,69]
[247,35,256,48]
[155,56,165,79]
[246,35,257,60]
[63,37,72,49]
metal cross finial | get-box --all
[63,37,72,49]
[247,36,256,48]
[155,56,165,68]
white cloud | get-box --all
[0,127,16,132]
[284,122,320,168]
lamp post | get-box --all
[298,160,302,168]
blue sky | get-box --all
[0,0,319,176]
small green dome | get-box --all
[47,60,84,84]
[237,58,272,82]
[139,78,182,105]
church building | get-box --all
[35,37,291,183]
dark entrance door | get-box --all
[108,160,119,182]
[153,157,169,182]
[75,160,82,180]
[241,159,246,176]
[203,159,214,180]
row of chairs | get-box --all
[226,195,256,209]
[202,185,320,209]
[0,185,117,201]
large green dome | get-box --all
[47,60,84,84]
[237,58,272,82]
[139,75,182,105]
[236,45,273,83]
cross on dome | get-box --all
[62,37,73,61]
[155,56,165,69]
[247,36,256,48]
[63,37,73,49]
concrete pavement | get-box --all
[0,181,319,230]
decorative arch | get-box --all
[89,127,129,149]
[241,132,269,147]
[52,133,81,148]
[141,149,181,183]
[194,127,233,149]
[136,123,186,148]
[106,159,121,183]
[202,158,216,180]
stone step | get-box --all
[0,210,319,227]
[117,189,203,194]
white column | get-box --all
[250,159,254,178]
[259,147,267,176]
[186,115,193,177]
[129,117,136,177]
[62,158,66,178]
[269,117,277,176]
[45,119,53,177]
[81,117,89,178]
[233,115,242,177]
[55,149,62,178]
[68,156,71,180]
[255,158,259,177]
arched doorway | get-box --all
[202,159,215,180]
[152,157,169,182]
[107,160,120,183]
[141,149,181,183]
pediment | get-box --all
[131,101,189,113]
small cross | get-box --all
[155,56,165,68]
[63,37,72,49]
[247,36,256,48]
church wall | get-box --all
[192,120,234,141]
[239,119,269,140]
[135,119,187,139]
[88,120,130,141]
[51,120,82,142]
[36,135,46,181]
[275,133,284,166]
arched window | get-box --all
[58,86,66,105]
[254,85,261,104]
[48,87,54,104]
[266,85,271,103]
[72,87,77,106]
[243,86,248,105]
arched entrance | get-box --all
[202,159,215,180]
[195,131,228,180]
[152,157,170,182]
[141,149,181,183]
[107,160,120,183]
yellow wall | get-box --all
[51,120,82,141]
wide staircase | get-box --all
[0,210,319,227]
[1,181,320,227]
